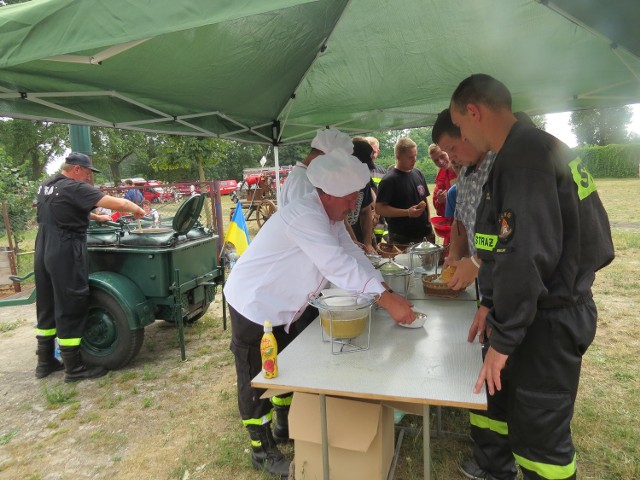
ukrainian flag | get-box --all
[225,202,251,255]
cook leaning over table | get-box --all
[223,149,416,478]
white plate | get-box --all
[398,312,427,329]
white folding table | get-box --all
[252,277,487,480]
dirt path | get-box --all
[0,300,267,480]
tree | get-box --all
[155,136,234,181]
[570,106,632,146]
[0,119,68,180]
[90,128,153,184]
[0,147,37,249]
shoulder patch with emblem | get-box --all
[498,210,515,242]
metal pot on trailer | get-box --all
[85,195,223,369]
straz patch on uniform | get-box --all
[498,210,515,243]
[569,157,597,200]
[475,233,498,251]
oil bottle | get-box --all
[260,320,278,378]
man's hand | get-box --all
[468,305,489,343]
[474,346,508,395]
[363,243,377,255]
[132,206,146,219]
[377,291,415,325]
[442,254,460,270]
[447,257,479,290]
[407,202,426,218]
[436,189,447,205]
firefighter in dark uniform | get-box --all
[450,75,614,480]
[34,153,145,382]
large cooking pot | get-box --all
[408,240,443,275]
[308,292,375,354]
[118,195,206,247]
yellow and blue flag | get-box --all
[224,202,251,255]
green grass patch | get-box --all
[142,364,160,381]
[0,319,27,333]
[59,403,81,421]
[42,383,78,407]
[0,429,17,446]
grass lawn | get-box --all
[0,179,638,479]
[220,179,640,479]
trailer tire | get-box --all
[82,289,145,370]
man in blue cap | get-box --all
[34,152,145,382]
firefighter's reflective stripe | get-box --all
[35,328,57,337]
[469,411,508,435]
[57,337,81,347]
[568,157,597,200]
[271,395,292,407]
[475,233,498,251]
[514,452,577,479]
[372,176,382,186]
[242,410,273,427]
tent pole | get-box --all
[272,121,281,206]
[274,146,281,206]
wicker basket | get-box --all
[421,274,461,298]
[377,243,410,258]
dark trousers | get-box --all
[229,304,317,422]
[34,224,90,341]
[472,299,597,480]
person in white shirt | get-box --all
[224,149,415,477]
[279,127,353,207]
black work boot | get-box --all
[35,336,64,379]
[272,404,291,444]
[247,423,290,478]
[60,346,108,383]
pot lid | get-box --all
[410,240,441,253]
[172,194,205,235]
[129,227,174,234]
[309,293,375,311]
[379,260,411,275]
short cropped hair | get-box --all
[365,136,379,149]
[394,137,416,156]
[450,74,512,114]
[431,108,461,144]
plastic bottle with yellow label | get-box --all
[260,321,278,379]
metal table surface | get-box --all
[252,288,487,480]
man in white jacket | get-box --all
[224,149,415,478]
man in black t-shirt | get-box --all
[34,153,145,383]
[375,137,434,244]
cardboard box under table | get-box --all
[253,296,486,480]
[289,392,394,480]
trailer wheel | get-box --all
[82,289,145,370]
[256,199,276,228]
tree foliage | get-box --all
[570,106,632,146]
[0,119,68,180]
[89,127,152,184]
[0,146,37,246]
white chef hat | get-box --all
[307,149,370,197]
[310,127,354,155]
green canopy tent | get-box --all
[1,0,639,199]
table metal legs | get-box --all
[423,405,431,480]
[320,394,330,480]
